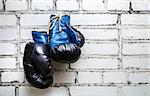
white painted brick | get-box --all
[103,72,127,83]
[123,57,150,69]
[0,15,17,26]
[20,14,49,26]
[32,0,53,10]
[20,56,23,68]
[21,43,26,54]
[52,60,69,70]
[82,0,104,11]
[0,0,3,10]
[53,72,75,83]
[121,14,150,25]
[56,0,79,11]
[0,28,17,40]
[81,43,118,55]
[122,28,150,40]
[79,29,118,40]
[0,86,15,96]
[0,43,17,55]
[132,0,150,11]
[129,72,150,83]
[69,86,118,96]
[0,58,16,68]
[107,0,130,10]
[19,87,69,96]
[71,58,118,69]
[122,43,150,55]
[1,72,24,82]
[78,72,102,83]
[71,14,117,25]
[6,0,28,11]
[122,86,149,96]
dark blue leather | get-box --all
[32,31,48,44]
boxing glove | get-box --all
[49,14,85,63]
[23,31,53,89]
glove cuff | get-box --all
[32,31,48,44]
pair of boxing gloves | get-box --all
[23,14,85,89]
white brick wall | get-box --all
[1,72,24,82]
[0,0,3,10]
[82,0,105,11]
[56,0,79,11]
[53,72,75,83]
[71,58,118,69]
[0,0,150,96]
[0,58,16,68]
[69,86,118,96]
[107,0,130,11]
[122,86,150,96]
[71,14,118,25]
[79,29,118,40]
[0,43,17,55]
[19,87,69,96]
[0,28,17,40]
[82,43,118,55]
[122,43,150,55]
[32,0,53,11]
[0,15,17,26]
[78,72,102,83]
[103,72,127,83]
[5,0,28,11]
[121,14,150,25]
[0,86,15,96]
[122,28,150,40]
[132,0,150,11]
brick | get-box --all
[1,72,24,82]
[21,43,27,54]
[129,72,150,83]
[0,43,17,55]
[0,15,17,26]
[19,86,69,96]
[0,86,15,96]
[53,72,75,83]
[0,28,17,40]
[71,14,117,25]
[121,14,150,25]
[103,72,127,83]
[20,14,49,26]
[52,60,69,70]
[123,57,150,69]
[122,28,150,40]
[71,58,118,69]
[122,86,149,96]
[56,0,79,11]
[0,0,3,10]
[6,0,28,11]
[0,58,16,68]
[79,29,118,40]
[32,0,53,10]
[107,0,130,11]
[132,0,150,11]
[81,43,118,55]
[69,86,118,96]
[20,28,46,40]
[78,72,102,83]
[122,43,150,55]
[82,0,104,10]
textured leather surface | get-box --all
[49,15,84,63]
[23,32,53,89]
